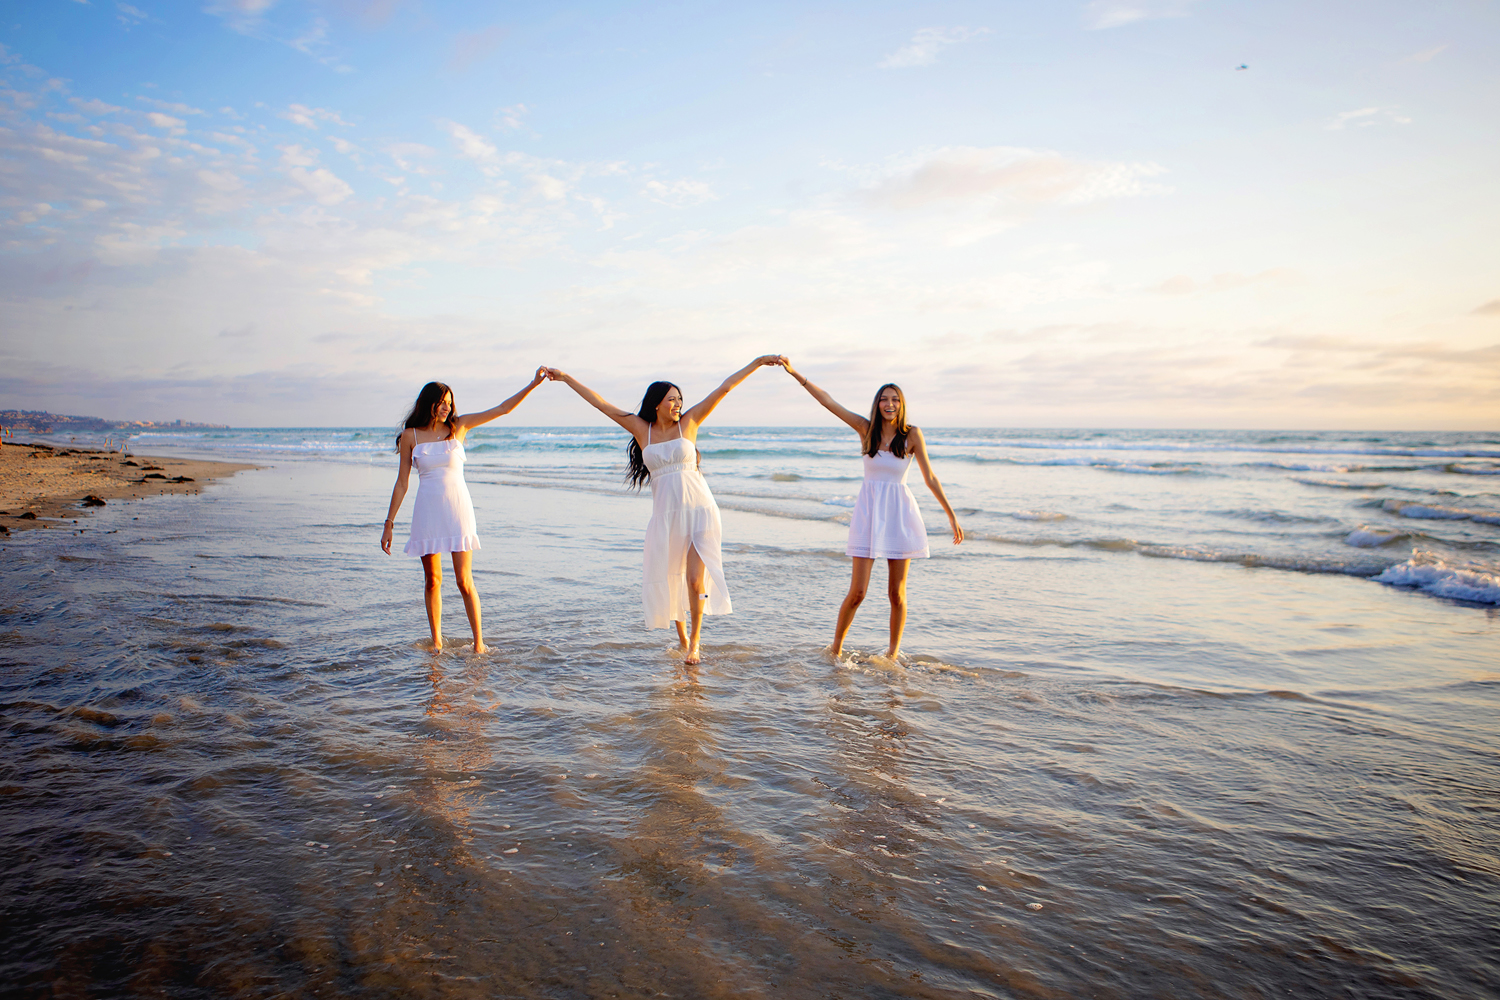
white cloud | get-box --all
[72,98,124,116]
[1326,106,1412,130]
[137,96,206,116]
[116,3,148,27]
[1401,44,1447,64]
[328,136,361,162]
[643,178,717,207]
[281,103,350,130]
[278,143,318,168]
[878,27,989,69]
[203,4,350,72]
[859,146,1169,211]
[533,174,568,201]
[1153,269,1301,296]
[203,0,279,33]
[496,103,528,131]
[144,111,186,132]
[1083,1,1201,31]
[387,141,439,174]
[442,120,498,165]
[287,166,353,205]
[94,220,187,264]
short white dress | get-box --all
[642,431,732,628]
[846,450,930,560]
[403,437,481,557]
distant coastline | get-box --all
[0,409,229,433]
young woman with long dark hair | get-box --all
[381,370,547,652]
[780,364,963,659]
[543,356,785,664]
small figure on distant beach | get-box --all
[381,370,547,652]
[781,363,963,660]
[544,356,786,664]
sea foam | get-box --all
[1374,557,1500,605]
[1384,499,1500,524]
[1345,526,1407,548]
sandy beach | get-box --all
[0,441,253,535]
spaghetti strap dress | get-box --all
[403,437,481,557]
[641,428,732,628]
[846,450,930,560]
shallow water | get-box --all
[2,430,1497,998]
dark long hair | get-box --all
[626,380,680,489]
[864,383,910,458]
[396,381,456,449]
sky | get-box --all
[1,0,1497,429]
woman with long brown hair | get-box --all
[543,356,785,664]
[781,363,963,659]
[380,370,547,652]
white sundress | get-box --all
[403,437,481,557]
[845,449,930,560]
[641,430,732,628]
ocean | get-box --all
[2,425,1496,998]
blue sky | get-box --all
[1,0,1497,428]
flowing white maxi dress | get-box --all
[403,438,481,556]
[845,450,930,560]
[641,431,732,627]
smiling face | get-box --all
[433,392,454,426]
[656,387,683,424]
[877,386,902,425]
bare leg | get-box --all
[885,558,910,659]
[675,619,689,650]
[683,544,707,665]
[421,554,443,651]
[451,550,486,653]
[831,557,874,657]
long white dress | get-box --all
[845,450,930,560]
[403,438,481,557]
[642,431,732,628]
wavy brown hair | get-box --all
[396,381,456,448]
[863,383,910,458]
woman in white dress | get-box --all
[544,356,785,664]
[381,370,547,652]
[781,364,963,659]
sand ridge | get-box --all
[0,441,255,534]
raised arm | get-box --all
[681,355,785,428]
[543,368,651,442]
[454,366,548,432]
[908,427,963,545]
[380,428,417,554]
[781,360,868,438]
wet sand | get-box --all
[0,441,254,535]
[1,441,1496,998]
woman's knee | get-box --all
[845,585,868,606]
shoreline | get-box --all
[0,441,255,534]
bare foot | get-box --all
[473,640,488,654]
[884,646,901,660]
[684,643,701,666]
[429,637,443,653]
